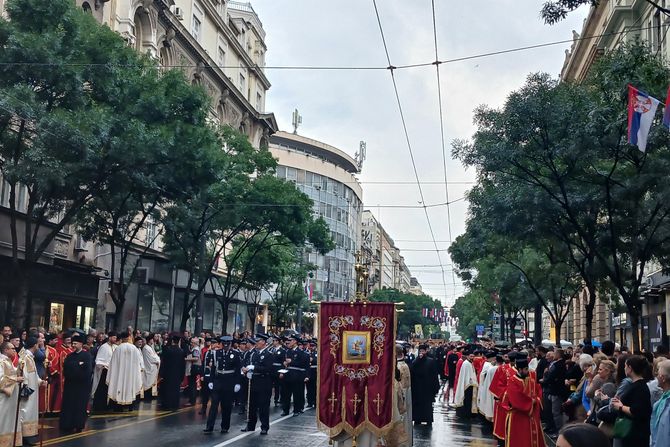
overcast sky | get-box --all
[251,0,588,306]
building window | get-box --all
[256,92,262,111]
[82,2,92,13]
[145,216,158,249]
[217,46,226,68]
[239,71,246,92]
[192,15,202,41]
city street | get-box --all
[38,397,506,447]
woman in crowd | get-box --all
[609,355,652,447]
[557,423,610,447]
[586,360,615,412]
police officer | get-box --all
[281,334,310,416]
[269,335,285,407]
[241,334,274,435]
[237,338,253,414]
[204,336,241,434]
[200,337,216,415]
[306,339,318,408]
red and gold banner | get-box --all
[317,302,396,439]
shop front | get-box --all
[610,311,632,350]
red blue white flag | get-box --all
[663,85,670,129]
[628,84,660,152]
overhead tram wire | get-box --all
[1,23,662,71]
[430,0,458,293]
[371,0,450,306]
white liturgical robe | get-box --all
[454,358,478,413]
[91,342,115,397]
[106,342,143,405]
[477,362,496,420]
[142,344,160,396]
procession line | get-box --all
[211,407,315,447]
[42,406,194,446]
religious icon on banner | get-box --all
[317,302,397,442]
[342,331,370,364]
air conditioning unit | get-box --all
[133,267,150,284]
[74,235,88,252]
[171,6,184,19]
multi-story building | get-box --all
[561,0,669,350]
[269,131,363,301]
[0,0,277,333]
[409,277,423,295]
[361,210,415,294]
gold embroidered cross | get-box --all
[328,392,338,413]
[373,393,383,416]
[351,393,362,415]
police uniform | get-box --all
[241,335,274,434]
[200,340,215,415]
[269,339,286,406]
[204,337,241,433]
[237,341,252,414]
[306,340,318,407]
[282,335,310,415]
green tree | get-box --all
[368,288,443,338]
[163,126,333,332]
[0,0,211,327]
[453,44,670,349]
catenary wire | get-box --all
[371,0,450,306]
[0,24,660,71]
[430,0,458,294]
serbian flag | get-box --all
[628,85,660,152]
[663,85,670,129]
[304,277,313,300]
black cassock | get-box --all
[446,353,459,389]
[410,355,440,423]
[59,350,93,431]
[159,345,185,410]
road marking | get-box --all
[42,406,194,446]
[211,408,314,447]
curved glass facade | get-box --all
[271,135,363,301]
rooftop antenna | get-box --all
[292,108,302,134]
[355,140,367,172]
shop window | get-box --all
[137,285,153,331]
[172,292,185,331]
[151,287,170,333]
[204,296,215,331]
[49,303,65,334]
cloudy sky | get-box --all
[251,0,588,306]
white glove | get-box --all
[208,382,214,390]
[247,365,255,371]
[234,384,241,393]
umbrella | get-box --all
[590,340,602,348]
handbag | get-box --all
[612,416,633,439]
[19,385,35,400]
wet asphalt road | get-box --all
[39,395,530,447]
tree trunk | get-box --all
[583,282,596,345]
[629,310,642,352]
[221,307,229,335]
[180,290,191,333]
[554,318,562,345]
[534,302,543,345]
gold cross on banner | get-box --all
[351,393,362,415]
[373,393,383,416]
[328,392,338,413]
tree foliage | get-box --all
[452,42,670,349]
[368,288,443,338]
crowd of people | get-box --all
[405,338,670,447]
[1,322,668,447]
[0,324,320,446]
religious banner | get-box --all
[317,302,396,441]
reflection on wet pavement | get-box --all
[41,398,503,446]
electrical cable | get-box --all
[371,0,450,306]
[430,0,458,295]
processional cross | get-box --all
[351,393,362,415]
[373,393,383,416]
[328,392,338,413]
